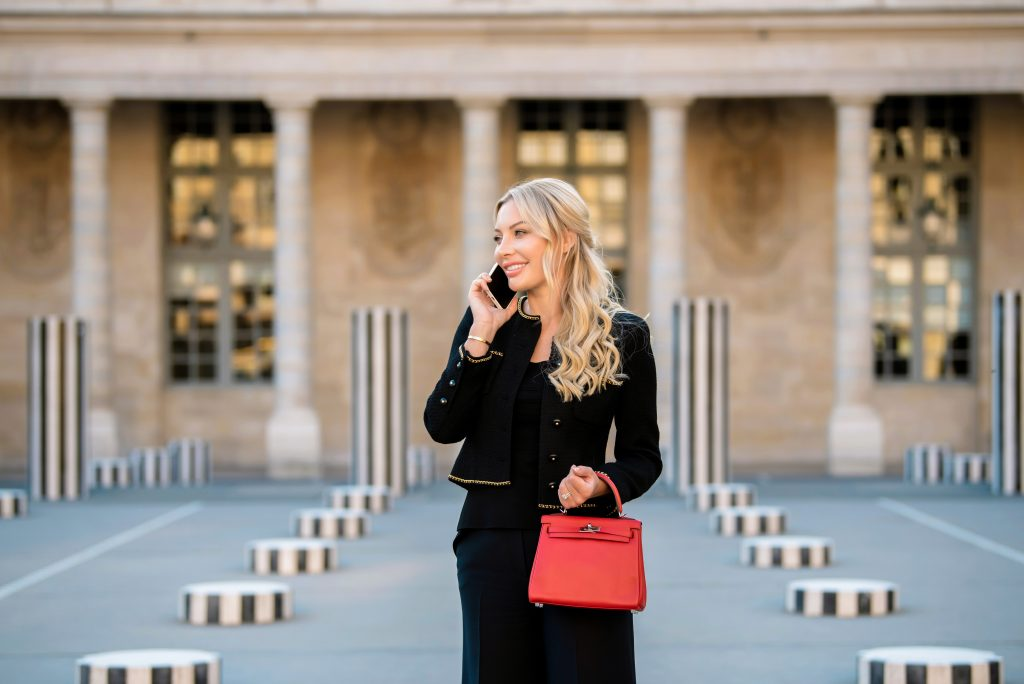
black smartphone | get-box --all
[484,263,517,309]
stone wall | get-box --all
[688,97,836,473]
[311,100,463,477]
[0,100,71,475]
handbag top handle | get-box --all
[594,471,624,517]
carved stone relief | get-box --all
[355,102,447,278]
[704,99,794,276]
[1,101,71,281]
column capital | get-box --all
[62,97,112,114]
[830,92,883,110]
[264,94,318,113]
[455,96,506,112]
[643,96,695,111]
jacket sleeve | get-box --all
[423,307,498,444]
[599,316,663,504]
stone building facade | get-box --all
[0,1,1022,478]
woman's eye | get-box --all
[514,230,526,237]
[492,235,501,243]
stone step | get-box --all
[710,505,786,536]
[76,649,220,684]
[179,581,292,626]
[88,457,133,489]
[685,483,756,511]
[291,508,371,539]
[0,488,28,519]
[786,578,898,617]
[246,538,338,576]
[324,485,391,514]
[857,646,1003,684]
[741,535,834,569]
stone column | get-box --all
[646,98,692,436]
[828,94,884,476]
[265,96,322,479]
[67,98,117,461]
[457,99,504,294]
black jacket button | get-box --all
[456,361,462,368]
[548,481,556,489]
[548,454,557,462]
[552,418,561,427]
[439,397,448,405]
[448,379,456,386]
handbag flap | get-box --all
[541,514,641,542]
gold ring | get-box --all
[560,492,570,500]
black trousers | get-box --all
[454,528,636,684]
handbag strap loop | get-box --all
[595,471,623,517]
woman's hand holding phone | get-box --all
[467,268,517,355]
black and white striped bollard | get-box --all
[168,438,212,486]
[179,581,292,626]
[130,447,172,488]
[292,508,370,540]
[741,536,834,569]
[89,457,133,490]
[786,579,898,618]
[0,489,28,519]
[992,290,1023,496]
[77,649,221,684]
[686,483,755,512]
[28,316,87,501]
[406,445,436,490]
[945,453,991,485]
[351,307,409,496]
[670,298,730,494]
[710,506,786,537]
[903,443,951,484]
[324,485,391,514]
[857,647,1003,684]
[246,539,338,576]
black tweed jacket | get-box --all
[423,297,662,514]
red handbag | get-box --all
[528,471,647,612]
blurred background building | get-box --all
[0,0,1021,479]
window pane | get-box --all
[230,176,276,249]
[230,260,275,382]
[167,102,217,168]
[169,176,218,247]
[921,172,970,248]
[167,263,221,383]
[872,97,913,162]
[517,132,568,166]
[575,130,627,166]
[871,174,912,246]
[873,256,913,378]
[923,96,972,162]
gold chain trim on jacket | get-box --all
[447,474,511,486]
[538,502,597,510]
[458,344,493,363]
[517,296,540,321]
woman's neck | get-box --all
[525,285,562,327]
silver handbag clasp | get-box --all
[579,523,601,533]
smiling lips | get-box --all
[504,262,527,276]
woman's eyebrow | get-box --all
[495,221,527,232]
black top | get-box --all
[457,361,548,530]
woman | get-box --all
[424,178,661,684]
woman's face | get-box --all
[493,201,549,293]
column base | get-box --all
[828,404,884,476]
[89,407,119,460]
[266,407,322,479]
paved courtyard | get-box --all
[0,476,1021,683]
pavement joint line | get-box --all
[877,497,1024,566]
[0,501,203,603]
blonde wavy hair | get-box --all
[495,178,627,402]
